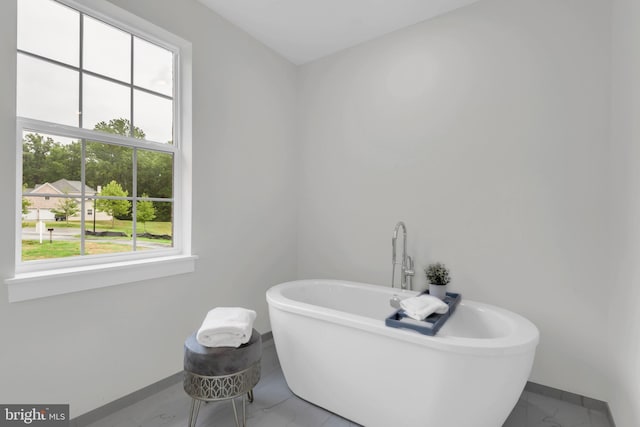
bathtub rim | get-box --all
[266,279,539,356]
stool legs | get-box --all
[187,390,253,427]
[231,394,247,427]
[187,398,202,427]
[231,397,240,427]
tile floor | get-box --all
[80,339,613,427]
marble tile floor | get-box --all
[80,339,612,427]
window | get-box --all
[8,0,194,302]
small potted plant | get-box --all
[425,262,450,300]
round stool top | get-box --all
[184,329,262,376]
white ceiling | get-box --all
[197,0,482,65]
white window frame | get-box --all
[6,0,195,303]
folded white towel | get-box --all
[196,307,257,348]
[400,294,448,321]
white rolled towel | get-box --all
[196,307,257,348]
[400,294,448,321]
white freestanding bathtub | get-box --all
[266,279,539,427]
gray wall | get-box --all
[297,0,612,400]
[609,0,640,425]
[0,0,298,417]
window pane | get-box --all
[83,75,130,133]
[133,90,172,143]
[85,195,133,255]
[137,149,173,198]
[21,199,83,261]
[85,140,133,251]
[136,201,172,250]
[18,0,79,67]
[83,15,131,83]
[21,130,85,261]
[85,141,133,197]
[85,141,133,257]
[17,54,79,126]
[134,37,173,96]
[22,131,81,190]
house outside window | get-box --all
[8,0,194,302]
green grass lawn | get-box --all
[23,219,172,235]
[22,240,142,260]
[21,220,172,260]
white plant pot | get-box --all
[429,284,448,300]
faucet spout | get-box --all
[391,221,413,290]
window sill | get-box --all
[5,255,197,303]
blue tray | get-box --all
[385,291,461,336]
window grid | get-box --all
[80,133,86,254]
[16,49,173,102]
[17,1,174,138]
[17,119,179,269]
[17,0,178,267]
[17,54,173,137]
[78,8,83,128]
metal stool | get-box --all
[183,329,262,427]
